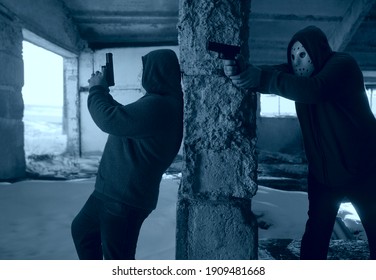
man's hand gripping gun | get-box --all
[207,41,245,75]
[101,53,115,87]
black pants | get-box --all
[300,175,376,260]
[71,194,151,260]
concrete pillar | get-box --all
[0,10,26,180]
[64,57,80,156]
[176,0,258,259]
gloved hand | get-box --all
[88,70,108,90]
[223,59,261,89]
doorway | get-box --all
[22,41,66,157]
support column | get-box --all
[0,10,25,180]
[176,0,258,259]
[64,57,80,156]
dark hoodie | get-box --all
[88,49,183,210]
[258,26,376,188]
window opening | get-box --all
[261,86,376,117]
[260,94,296,117]
[366,87,376,115]
[22,41,66,157]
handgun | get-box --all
[207,41,241,60]
[101,53,115,86]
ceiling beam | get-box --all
[329,0,376,51]
[22,29,77,57]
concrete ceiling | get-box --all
[61,0,179,48]
[61,0,376,81]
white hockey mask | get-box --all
[291,41,314,77]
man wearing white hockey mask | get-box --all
[223,25,376,260]
[290,41,314,77]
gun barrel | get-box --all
[105,53,115,86]
[207,41,240,60]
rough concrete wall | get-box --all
[177,0,258,259]
[0,11,26,180]
[0,0,85,54]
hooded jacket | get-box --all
[88,49,183,210]
[258,26,376,188]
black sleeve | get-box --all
[87,86,172,138]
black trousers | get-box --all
[300,174,376,260]
[71,193,151,260]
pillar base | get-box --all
[176,198,258,260]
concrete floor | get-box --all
[0,175,370,260]
[0,177,178,260]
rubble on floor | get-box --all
[257,150,308,191]
[26,154,100,180]
[259,239,370,260]
[25,153,183,181]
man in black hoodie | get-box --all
[223,26,376,259]
[71,49,183,260]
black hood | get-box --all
[141,49,183,98]
[287,26,333,75]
